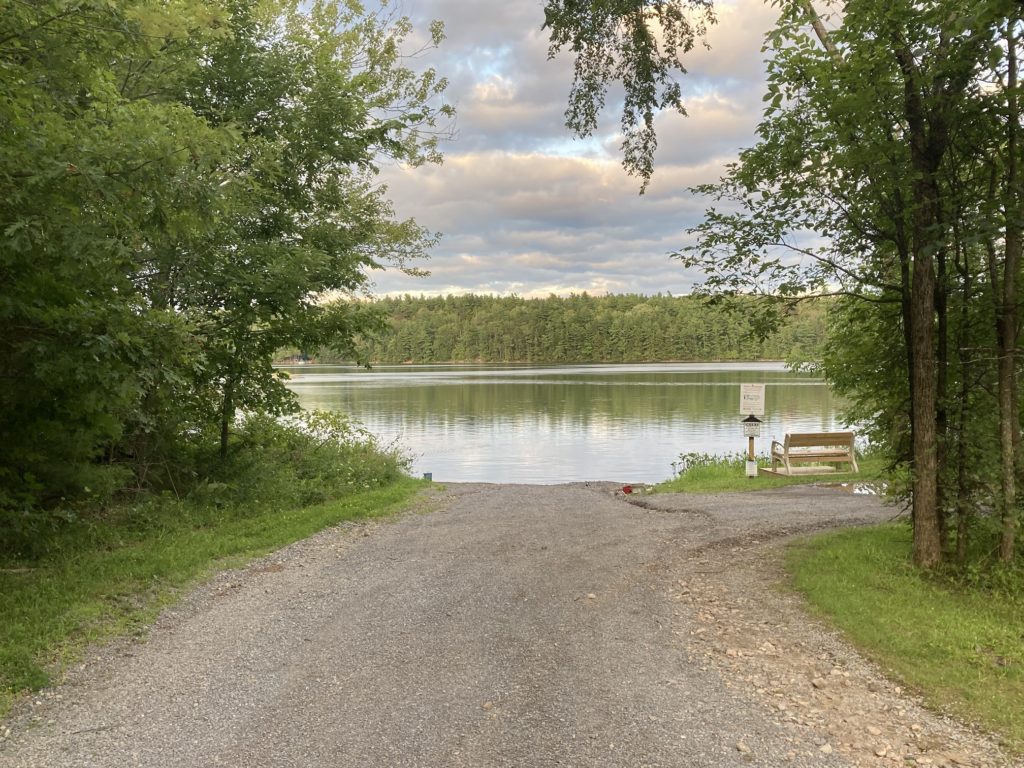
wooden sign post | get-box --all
[740,384,766,477]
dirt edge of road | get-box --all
[653,509,1014,768]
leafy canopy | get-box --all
[0,0,451,518]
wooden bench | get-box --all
[769,431,858,475]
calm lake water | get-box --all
[281,362,847,484]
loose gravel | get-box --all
[0,482,1015,767]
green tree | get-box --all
[0,0,451,518]
[545,0,1022,566]
[1,0,230,508]
[343,293,828,364]
[161,0,451,458]
[680,0,1021,566]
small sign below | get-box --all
[740,383,766,416]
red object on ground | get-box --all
[622,485,633,494]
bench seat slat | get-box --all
[785,450,850,458]
[784,433,855,447]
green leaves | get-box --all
[344,293,827,364]
[1,0,450,516]
[685,0,1024,564]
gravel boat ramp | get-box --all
[0,483,1012,767]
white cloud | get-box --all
[373,0,778,297]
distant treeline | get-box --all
[310,294,828,364]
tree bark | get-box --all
[935,244,949,547]
[998,18,1020,562]
[909,226,941,567]
[797,0,841,62]
[891,196,916,464]
[954,236,973,565]
[896,42,945,568]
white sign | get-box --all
[740,383,766,416]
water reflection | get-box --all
[282,362,847,484]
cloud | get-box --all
[372,0,778,298]
[680,0,779,83]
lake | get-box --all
[281,362,847,484]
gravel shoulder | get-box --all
[0,482,1014,768]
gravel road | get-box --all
[0,483,1013,767]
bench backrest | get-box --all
[785,432,855,449]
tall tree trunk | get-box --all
[910,230,941,567]
[897,43,945,568]
[896,225,916,462]
[999,19,1020,562]
[936,244,949,547]
[954,235,973,565]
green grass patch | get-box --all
[0,475,426,720]
[786,525,1024,752]
[656,452,886,494]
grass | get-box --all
[0,475,426,719]
[786,525,1024,753]
[656,452,887,494]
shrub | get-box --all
[0,410,409,558]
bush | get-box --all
[670,452,747,477]
[200,411,409,511]
[0,410,409,558]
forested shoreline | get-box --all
[294,294,828,364]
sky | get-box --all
[371,0,782,298]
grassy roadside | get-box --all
[0,476,426,719]
[786,525,1024,753]
[655,453,887,493]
